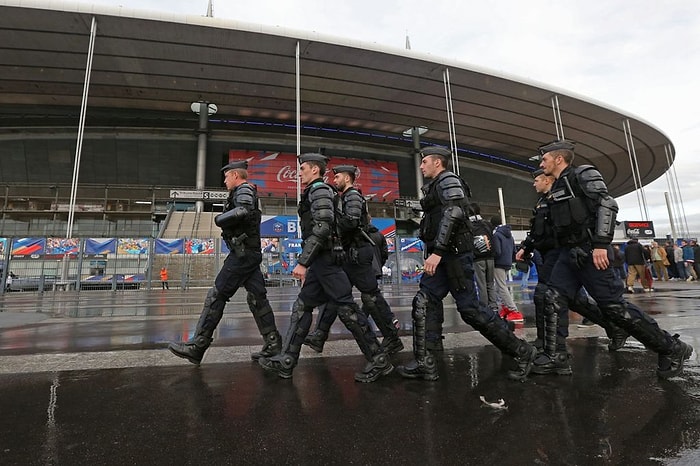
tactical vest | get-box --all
[221,184,261,249]
[298,180,336,250]
[528,194,556,252]
[548,166,594,245]
[419,171,472,252]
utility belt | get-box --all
[223,233,249,258]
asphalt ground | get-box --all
[1,280,699,465]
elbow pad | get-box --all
[593,195,618,246]
[434,205,465,253]
[298,235,323,266]
[215,206,247,228]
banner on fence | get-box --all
[118,239,149,255]
[45,238,80,258]
[186,239,214,254]
[155,239,184,254]
[85,238,117,256]
[11,237,45,258]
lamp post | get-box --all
[402,126,428,199]
[190,101,218,213]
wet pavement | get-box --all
[1,281,699,464]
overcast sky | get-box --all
[92,0,700,237]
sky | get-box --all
[91,0,700,237]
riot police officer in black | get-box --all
[304,165,402,355]
[258,153,392,383]
[396,146,537,381]
[168,160,281,364]
[304,165,403,355]
[538,139,692,379]
[517,169,628,375]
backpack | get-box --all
[470,217,494,259]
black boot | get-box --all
[531,352,572,376]
[354,353,394,383]
[304,329,328,353]
[251,331,282,360]
[258,353,297,379]
[168,335,212,365]
[380,336,404,355]
[605,326,629,352]
[396,354,439,381]
[657,335,693,379]
[508,344,538,381]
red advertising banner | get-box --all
[228,150,399,201]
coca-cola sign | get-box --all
[623,220,655,238]
[228,150,399,201]
[276,165,297,183]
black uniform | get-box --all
[168,161,280,364]
[305,181,402,355]
[396,147,536,381]
[522,182,626,375]
[258,154,392,383]
[541,140,692,379]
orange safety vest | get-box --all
[160,269,168,281]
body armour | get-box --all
[548,165,618,248]
[337,187,370,248]
[419,170,473,256]
[217,182,261,249]
[297,179,337,266]
[522,193,556,254]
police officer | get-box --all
[516,169,628,375]
[304,165,403,355]
[168,160,282,364]
[538,139,693,378]
[396,146,537,381]
[258,153,392,383]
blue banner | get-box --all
[260,215,299,237]
[155,238,184,254]
[11,237,45,257]
[85,238,117,255]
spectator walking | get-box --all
[624,237,652,292]
[682,240,697,281]
[469,203,498,313]
[611,244,626,282]
[650,241,669,282]
[674,242,687,281]
[664,241,677,279]
[490,216,523,322]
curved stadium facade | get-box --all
[0,1,675,289]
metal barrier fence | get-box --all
[1,236,427,295]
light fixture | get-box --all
[190,101,218,115]
[402,126,428,138]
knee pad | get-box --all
[412,290,430,322]
[361,292,378,308]
[291,298,313,318]
[544,287,563,315]
[205,286,227,313]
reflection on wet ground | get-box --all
[1,282,700,464]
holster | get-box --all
[224,233,248,259]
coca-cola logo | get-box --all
[277,166,297,182]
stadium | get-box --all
[0,1,675,291]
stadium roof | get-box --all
[0,0,674,196]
